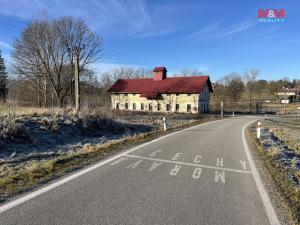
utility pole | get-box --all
[220,101,224,119]
[74,53,80,111]
[71,45,85,112]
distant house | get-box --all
[275,88,300,103]
[107,67,213,114]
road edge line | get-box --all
[242,121,281,225]
[0,118,227,214]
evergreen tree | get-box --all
[0,50,8,101]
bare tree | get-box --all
[100,67,152,89]
[12,17,103,108]
[174,68,204,77]
[223,73,244,114]
[243,69,259,113]
[211,80,227,111]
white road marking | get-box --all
[148,162,162,172]
[126,160,143,169]
[216,158,223,167]
[214,170,226,183]
[193,155,202,164]
[192,168,202,179]
[171,152,182,161]
[0,118,227,214]
[150,149,162,157]
[125,154,252,174]
[170,165,182,176]
[242,121,281,225]
[110,157,128,166]
[239,160,247,170]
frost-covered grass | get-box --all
[247,117,300,223]
[0,132,152,202]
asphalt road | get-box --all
[0,118,278,225]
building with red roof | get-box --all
[107,67,213,113]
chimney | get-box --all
[153,67,167,81]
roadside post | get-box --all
[163,117,167,131]
[256,121,261,139]
[221,101,224,119]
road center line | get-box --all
[124,154,252,174]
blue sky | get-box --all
[0,0,299,81]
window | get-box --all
[166,104,171,112]
[116,103,120,110]
[124,93,128,96]
[175,104,179,112]
[133,93,136,96]
[133,103,136,110]
[157,103,161,111]
[176,94,179,96]
[187,104,191,112]
[125,103,129,110]
[149,103,153,111]
[141,103,144,110]
[187,94,191,96]
[167,93,171,96]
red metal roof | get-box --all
[107,76,213,95]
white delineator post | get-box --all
[163,117,167,131]
[257,121,261,139]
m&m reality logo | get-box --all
[258,9,286,23]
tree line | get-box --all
[0,50,8,102]
[212,69,300,113]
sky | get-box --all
[0,0,299,81]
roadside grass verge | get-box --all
[0,116,220,203]
[268,126,300,154]
[246,124,300,224]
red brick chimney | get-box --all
[153,67,167,81]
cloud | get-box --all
[0,41,12,49]
[187,19,256,40]
[220,19,255,36]
[187,22,220,38]
[0,0,179,38]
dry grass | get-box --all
[267,146,283,159]
[247,126,300,224]
[0,132,151,202]
[268,126,300,154]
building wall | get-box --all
[110,85,211,114]
[199,85,210,113]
